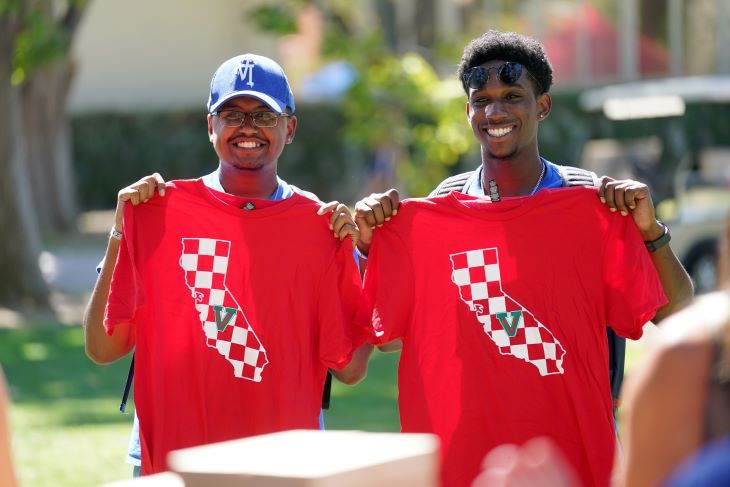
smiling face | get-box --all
[207,96,297,174]
[466,59,551,164]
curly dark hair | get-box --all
[457,30,553,95]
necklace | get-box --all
[529,160,546,196]
[481,160,546,199]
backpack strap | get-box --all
[606,328,626,410]
[557,165,600,187]
[430,171,475,197]
[120,354,134,413]
[431,165,600,195]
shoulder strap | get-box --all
[430,170,475,197]
[557,165,600,187]
[607,328,626,409]
[432,165,599,196]
[120,354,134,413]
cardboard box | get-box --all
[100,472,185,487]
[168,429,439,487]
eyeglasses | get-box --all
[214,110,290,128]
[462,62,543,93]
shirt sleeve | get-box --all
[317,240,366,370]
[359,229,414,346]
[103,203,146,335]
[602,213,668,339]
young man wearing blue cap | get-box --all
[84,54,370,475]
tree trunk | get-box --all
[20,0,80,234]
[415,0,436,54]
[0,12,51,312]
[376,0,398,52]
[21,59,78,233]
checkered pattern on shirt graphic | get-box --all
[179,238,269,381]
[449,248,565,376]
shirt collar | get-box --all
[202,169,293,201]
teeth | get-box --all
[487,127,512,137]
[236,141,261,148]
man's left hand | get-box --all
[318,201,359,247]
[598,176,664,241]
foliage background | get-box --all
[3,326,401,487]
[72,104,366,209]
[71,94,730,208]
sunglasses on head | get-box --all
[462,62,542,92]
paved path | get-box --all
[38,211,114,325]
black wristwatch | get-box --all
[644,221,671,252]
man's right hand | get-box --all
[84,173,167,365]
[115,173,167,230]
[354,189,400,256]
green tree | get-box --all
[251,0,475,197]
[0,0,87,313]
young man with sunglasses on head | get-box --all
[84,54,371,475]
[354,30,693,487]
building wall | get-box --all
[68,0,278,113]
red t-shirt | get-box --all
[104,179,363,474]
[360,187,667,487]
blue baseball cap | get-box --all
[207,54,296,114]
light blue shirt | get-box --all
[201,170,296,200]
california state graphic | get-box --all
[179,238,269,381]
[450,247,566,376]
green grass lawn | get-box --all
[1,323,653,487]
[1,327,401,487]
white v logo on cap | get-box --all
[207,53,296,114]
[236,58,255,88]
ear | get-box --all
[536,93,552,121]
[465,100,472,122]
[285,115,298,144]
[207,114,215,143]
